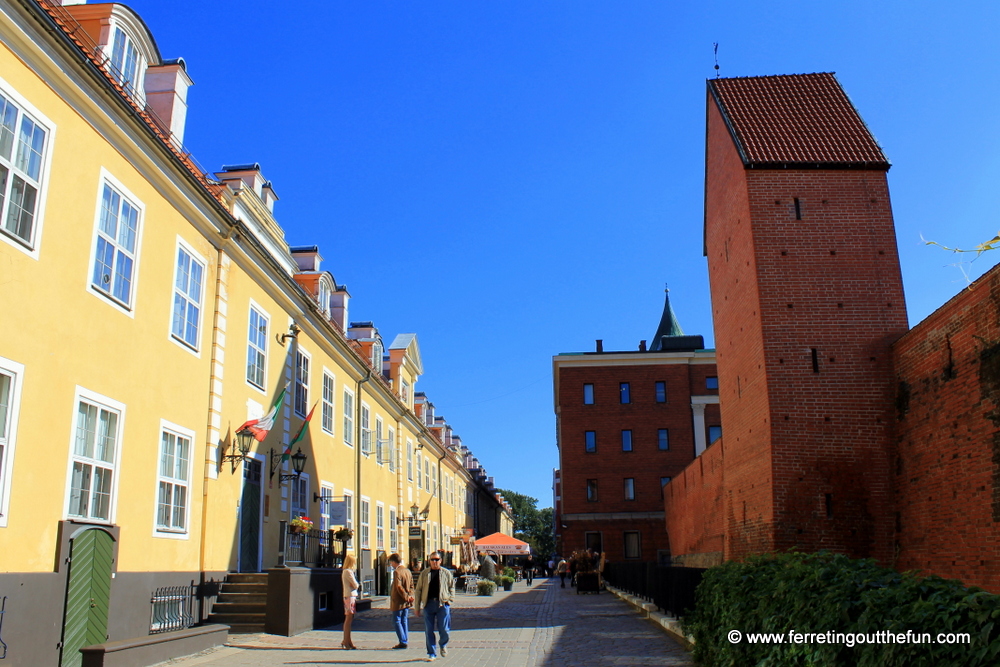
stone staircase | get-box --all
[207,573,268,633]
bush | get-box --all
[502,567,516,578]
[477,579,497,596]
[682,551,1000,667]
[499,576,515,587]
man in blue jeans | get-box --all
[388,553,414,649]
[414,552,455,661]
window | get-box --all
[343,390,354,446]
[624,478,635,501]
[372,340,383,374]
[294,350,309,416]
[655,381,666,403]
[0,358,24,524]
[416,453,422,490]
[620,382,630,404]
[660,477,671,499]
[68,392,123,522]
[360,498,370,549]
[375,417,384,465]
[170,245,204,350]
[109,27,143,98]
[376,503,385,549]
[407,440,414,481]
[621,430,632,452]
[424,456,431,492]
[658,429,669,451]
[360,404,371,455]
[402,380,410,405]
[0,89,48,249]
[586,479,598,502]
[91,180,141,308]
[390,507,398,552]
[156,425,192,534]
[583,384,594,405]
[624,531,641,559]
[709,425,722,444]
[585,531,603,553]
[319,483,334,531]
[706,376,719,390]
[321,373,335,435]
[585,431,596,453]
[291,475,308,521]
[246,305,268,389]
[343,492,354,547]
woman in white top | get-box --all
[341,553,360,649]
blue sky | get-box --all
[128,0,1000,506]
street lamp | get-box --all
[269,447,307,482]
[221,427,256,474]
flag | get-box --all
[236,387,286,442]
[284,402,316,460]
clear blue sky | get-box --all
[129,0,1000,506]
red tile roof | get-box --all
[709,72,889,169]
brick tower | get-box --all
[704,73,908,562]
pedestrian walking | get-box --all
[388,553,414,650]
[341,553,359,649]
[414,552,455,661]
[523,555,534,585]
[556,557,569,588]
[547,558,555,578]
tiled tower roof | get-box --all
[649,288,684,351]
[708,72,889,170]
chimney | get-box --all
[329,285,350,332]
[144,59,193,148]
[596,339,603,353]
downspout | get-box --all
[355,368,372,575]
[435,451,445,557]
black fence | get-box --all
[603,562,705,618]
[279,521,344,568]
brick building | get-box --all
[553,291,720,562]
[665,71,1000,592]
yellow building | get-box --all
[0,1,512,665]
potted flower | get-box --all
[499,575,515,591]
[290,516,313,534]
[477,579,497,596]
[334,527,354,541]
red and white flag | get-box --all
[237,387,287,442]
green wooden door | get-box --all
[61,528,114,667]
[239,459,262,572]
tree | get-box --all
[497,488,554,557]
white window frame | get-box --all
[343,489,354,548]
[376,501,385,550]
[154,420,195,539]
[389,506,398,552]
[0,356,25,526]
[407,440,413,481]
[360,403,371,456]
[375,417,384,466]
[294,348,310,417]
[65,387,125,524]
[319,482,334,532]
[106,25,146,102]
[343,389,354,447]
[0,77,55,258]
[291,473,309,520]
[246,301,269,393]
[87,169,144,315]
[321,370,335,435]
[360,496,371,550]
[169,238,206,354]
[387,428,396,472]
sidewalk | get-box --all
[157,576,693,666]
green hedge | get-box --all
[682,552,1000,666]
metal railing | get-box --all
[278,521,343,568]
[149,585,195,634]
[603,563,706,618]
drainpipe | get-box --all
[435,450,445,558]
[355,369,372,578]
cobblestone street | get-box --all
[157,577,693,667]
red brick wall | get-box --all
[892,264,1000,592]
[699,90,908,563]
[663,437,725,565]
[556,358,715,561]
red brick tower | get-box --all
[704,73,909,562]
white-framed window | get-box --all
[0,357,24,526]
[372,340,383,374]
[155,421,193,536]
[360,497,371,549]
[401,380,410,405]
[0,81,52,254]
[321,372,335,435]
[424,457,431,492]
[387,428,396,472]
[407,440,413,481]
[294,349,310,417]
[317,278,332,319]
[291,474,309,520]
[89,173,143,311]
[343,389,354,446]
[246,303,268,390]
[319,482,334,532]
[108,26,144,99]
[375,417,384,465]
[416,453,422,490]
[389,507,398,552]
[67,388,125,522]
[170,241,205,351]
[343,490,354,548]
[376,502,385,550]
[360,404,371,455]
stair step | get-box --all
[209,612,266,624]
[225,573,268,584]
[220,582,268,594]
[223,622,266,634]
[211,602,266,614]
[217,592,267,604]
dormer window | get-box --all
[318,278,332,319]
[110,27,142,97]
[372,340,383,374]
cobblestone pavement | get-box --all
[157,577,693,667]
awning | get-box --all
[474,532,531,555]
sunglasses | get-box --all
[430,558,441,562]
